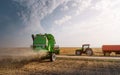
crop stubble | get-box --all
[0,47,120,75]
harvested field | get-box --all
[60,47,102,55]
[0,58,120,75]
[0,47,120,75]
[60,47,118,56]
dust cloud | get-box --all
[0,48,48,63]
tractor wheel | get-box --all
[50,53,56,62]
[75,50,82,55]
[86,49,93,56]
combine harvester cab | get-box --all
[31,33,59,62]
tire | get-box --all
[50,53,56,62]
[86,49,93,56]
[115,52,120,54]
[75,50,82,55]
[104,52,110,56]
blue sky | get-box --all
[0,0,120,47]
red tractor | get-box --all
[75,44,93,56]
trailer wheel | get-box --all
[86,49,93,56]
[75,50,82,55]
[104,52,110,56]
[50,53,56,62]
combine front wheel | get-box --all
[50,53,56,62]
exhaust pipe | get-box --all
[32,34,34,41]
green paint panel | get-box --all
[32,33,56,53]
[33,34,46,45]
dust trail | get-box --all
[0,48,48,63]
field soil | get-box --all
[0,47,120,75]
[0,58,120,75]
[60,47,118,56]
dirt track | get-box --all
[57,55,120,60]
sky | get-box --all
[0,0,120,48]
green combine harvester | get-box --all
[31,33,60,62]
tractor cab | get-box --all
[75,44,93,56]
[81,44,90,51]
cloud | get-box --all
[53,0,120,47]
[13,0,93,34]
[72,0,92,16]
[54,15,72,25]
[61,5,69,11]
[91,0,112,11]
[71,2,77,7]
[7,0,71,47]
[13,0,69,34]
[10,0,120,47]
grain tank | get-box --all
[102,45,120,56]
[31,33,59,61]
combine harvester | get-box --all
[31,33,60,62]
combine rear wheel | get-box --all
[50,53,56,62]
[86,49,93,56]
